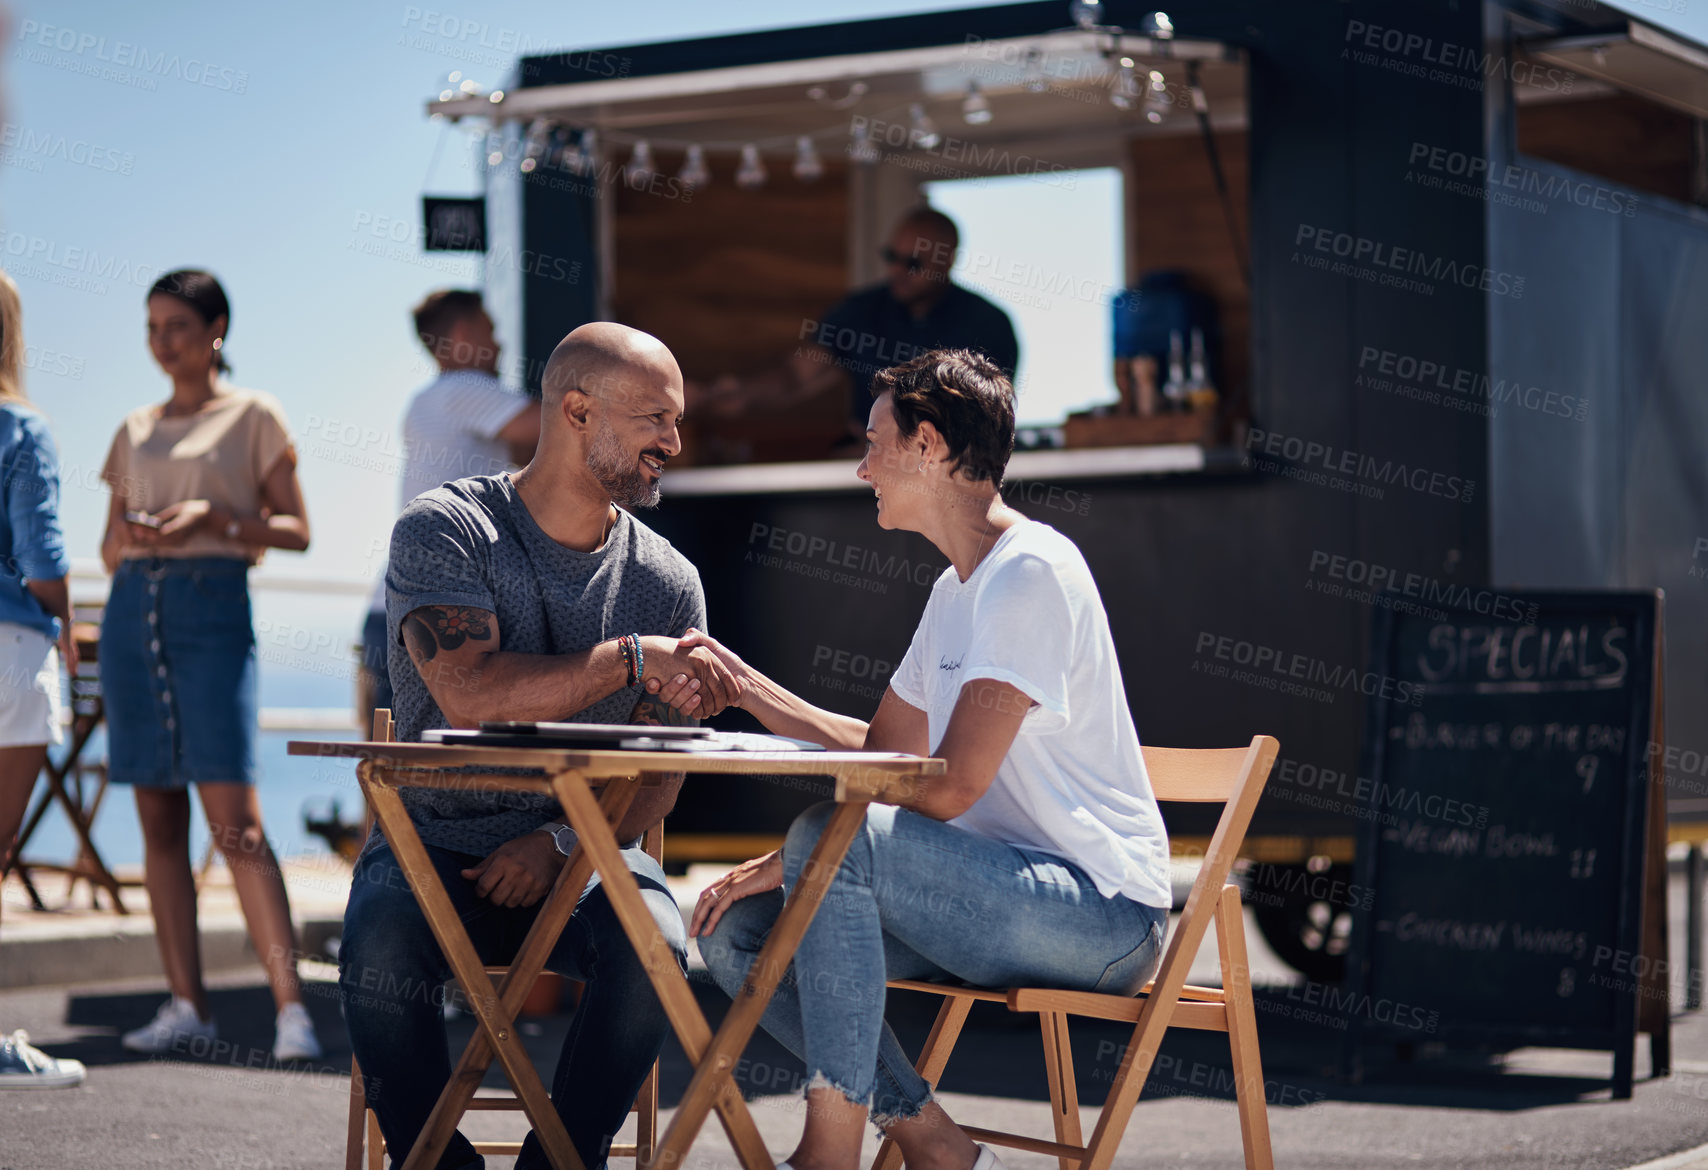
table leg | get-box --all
[658,800,869,1168]
[414,774,641,1169]
[551,771,781,1170]
[1689,846,1703,1012]
[358,764,586,1170]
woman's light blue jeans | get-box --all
[698,801,1167,1122]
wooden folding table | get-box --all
[288,739,943,1170]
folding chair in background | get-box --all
[877,734,1282,1170]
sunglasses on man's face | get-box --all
[880,246,925,274]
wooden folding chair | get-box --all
[874,735,1281,1170]
[4,612,136,913]
[344,710,663,1169]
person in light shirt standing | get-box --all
[98,269,321,1062]
[0,269,86,1090]
[356,289,539,731]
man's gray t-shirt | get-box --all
[382,473,706,858]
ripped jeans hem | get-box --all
[871,1086,935,1130]
[803,1070,873,1111]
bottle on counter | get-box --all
[1162,328,1187,411]
[1185,326,1219,413]
[1132,355,1160,416]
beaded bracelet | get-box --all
[616,633,645,688]
[616,635,636,687]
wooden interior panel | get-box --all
[612,151,852,464]
[612,151,850,379]
[1124,130,1251,416]
[1517,93,1695,205]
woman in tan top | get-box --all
[98,269,321,1062]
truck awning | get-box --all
[1522,20,1708,118]
[426,28,1244,144]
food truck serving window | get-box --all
[923,168,1125,428]
[439,27,1249,477]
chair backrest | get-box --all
[1143,745,1269,803]
[1142,736,1280,1004]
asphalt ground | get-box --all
[5,878,1708,1169]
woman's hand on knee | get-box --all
[689,849,783,938]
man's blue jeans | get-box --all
[340,840,687,1170]
[699,802,1167,1122]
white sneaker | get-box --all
[0,1030,86,1089]
[971,1144,1008,1170]
[272,1003,322,1062]
[121,996,216,1055]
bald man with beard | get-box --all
[339,322,737,1170]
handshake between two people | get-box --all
[638,627,748,719]
[458,627,749,908]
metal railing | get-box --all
[69,558,367,734]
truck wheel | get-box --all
[1248,862,1353,983]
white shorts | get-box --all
[0,623,64,749]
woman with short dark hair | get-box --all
[98,269,321,1061]
[675,348,1172,1170]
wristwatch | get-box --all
[536,823,575,856]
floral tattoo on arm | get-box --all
[402,606,494,664]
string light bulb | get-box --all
[519,119,550,173]
[626,139,656,186]
[1023,48,1049,92]
[1144,70,1171,123]
[848,120,881,164]
[735,143,767,189]
[1070,0,1104,29]
[962,79,992,125]
[793,136,824,181]
[546,126,572,170]
[1110,58,1140,110]
[678,143,710,188]
[572,129,597,175]
[908,103,941,150]
[485,127,506,168]
[555,128,594,174]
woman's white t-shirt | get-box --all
[888,519,1172,909]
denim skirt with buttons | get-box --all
[99,557,258,788]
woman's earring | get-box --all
[212,338,223,351]
[917,461,926,472]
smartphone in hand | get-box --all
[125,510,164,529]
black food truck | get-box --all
[422,0,1708,984]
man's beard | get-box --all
[587,416,662,509]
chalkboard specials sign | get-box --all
[1343,591,1667,1099]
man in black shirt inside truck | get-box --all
[690,207,1019,441]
